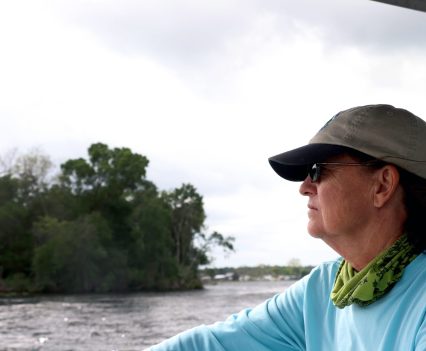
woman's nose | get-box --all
[299,176,316,196]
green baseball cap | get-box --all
[269,104,426,181]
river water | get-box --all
[0,280,294,351]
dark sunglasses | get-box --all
[308,162,381,183]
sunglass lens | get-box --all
[309,164,319,182]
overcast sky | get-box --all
[1,0,425,267]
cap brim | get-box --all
[268,144,352,181]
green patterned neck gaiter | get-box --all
[331,235,418,309]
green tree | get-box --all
[60,143,150,246]
[127,186,178,289]
[0,150,54,286]
[60,143,149,196]
[0,175,32,283]
[0,144,236,293]
[12,149,53,211]
[0,202,31,278]
[162,184,205,266]
[162,184,235,286]
[194,231,235,266]
[33,214,127,293]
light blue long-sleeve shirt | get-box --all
[148,253,426,351]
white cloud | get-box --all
[1,0,425,267]
[50,0,426,65]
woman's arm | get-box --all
[146,278,308,351]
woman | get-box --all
[147,104,426,351]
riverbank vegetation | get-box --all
[0,144,234,294]
[201,263,315,282]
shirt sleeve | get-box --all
[415,314,426,351]
[147,277,308,351]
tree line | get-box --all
[202,263,314,281]
[0,143,234,294]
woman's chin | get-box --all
[307,223,323,238]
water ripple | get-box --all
[0,280,292,350]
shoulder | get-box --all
[298,257,341,289]
[399,252,426,293]
[277,257,341,306]
[400,252,426,285]
[308,257,342,278]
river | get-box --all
[0,280,295,351]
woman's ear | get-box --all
[373,165,401,208]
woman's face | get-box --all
[299,154,377,241]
